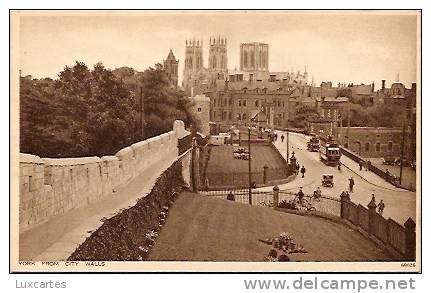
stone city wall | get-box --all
[19,120,189,233]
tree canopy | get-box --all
[20,61,197,158]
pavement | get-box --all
[19,154,177,261]
[267,131,416,224]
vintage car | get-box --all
[321,174,334,187]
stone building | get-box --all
[189,94,211,136]
[336,127,405,158]
[163,49,179,88]
[204,78,299,129]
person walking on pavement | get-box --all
[338,161,342,171]
[377,200,385,215]
[300,165,306,178]
[359,160,363,171]
[313,187,322,200]
[296,162,300,175]
[296,187,305,205]
[348,177,355,193]
[281,134,285,142]
[227,191,235,201]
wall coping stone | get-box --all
[43,157,101,166]
[115,146,134,158]
[131,140,149,149]
[20,153,44,164]
[101,156,119,162]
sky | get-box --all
[18,11,419,87]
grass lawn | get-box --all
[205,144,287,188]
[148,192,391,261]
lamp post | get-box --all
[248,127,252,205]
[286,121,289,161]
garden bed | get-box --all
[67,160,186,261]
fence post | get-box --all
[273,185,279,209]
[404,217,416,261]
[340,191,350,219]
[367,194,377,233]
[263,166,268,184]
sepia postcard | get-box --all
[10,10,421,272]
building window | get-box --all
[388,141,393,152]
[237,113,241,121]
[243,100,247,107]
[197,107,202,112]
[255,100,259,107]
[242,113,247,121]
[238,100,242,107]
[365,142,370,152]
[228,112,232,121]
[376,142,381,152]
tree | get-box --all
[292,105,319,128]
[20,61,198,158]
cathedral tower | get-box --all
[208,36,228,73]
[163,49,179,88]
[239,42,269,72]
[183,39,204,78]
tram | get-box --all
[319,135,341,166]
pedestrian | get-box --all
[300,165,306,178]
[367,160,372,171]
[296,162,300,175]
[296,187,305,205]
[385,169,391,182]
[204,178,209,191]
[338,161,342,171]
[275,133,278,141]
[281,134,285,142]
[359,160,363,171]
[377,199,385,215]
[227,191,235,201]
[348,177,355,193]
[313,187,322,200]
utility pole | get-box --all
[248,127,252,205]
[286,115,289,161]
[400,123,406,185]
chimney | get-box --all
[382,79,386,90]
[371,82,375,92]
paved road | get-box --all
[272,131,416,224]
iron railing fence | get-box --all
[200,188,341,217]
